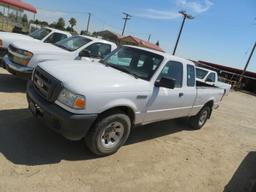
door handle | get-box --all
[179,93,184,97]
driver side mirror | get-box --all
[79,49,91,58]
[155,77,176,89]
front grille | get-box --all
[33,67,63,102]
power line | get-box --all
[122,12,131,36]
[172,10,194,55]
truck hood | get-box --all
[0,32,34,41]
[0,32,38,47]
[38,60,151,93]
[11,41,69,55]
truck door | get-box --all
[144,61,196,123]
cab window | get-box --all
[206,72,216,83]
[158,61,183,88]
[45,33,68,43]
[187,65,195,87]
[85,43,111,58]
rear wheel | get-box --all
[189,106,211,130]
[85,111,131,156]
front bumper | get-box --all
[27,80,97,141]
[3,55,33,79]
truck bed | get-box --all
[188,81,224,117]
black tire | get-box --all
[85,111,131,156]
[189,106,211,130]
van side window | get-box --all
[158,61,183,88]
[187,65,195,87]
[206,72,216,83]
[85,43,111,58]
[44,33,68,43]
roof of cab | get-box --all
[123,45,195,66]
[44,27,72,36]
[77,35,117,46]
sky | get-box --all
[25,0,256,71]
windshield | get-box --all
[55,36,92,51]
[102,46,164,81]
[30,28,51,40]
[196,68,208,79]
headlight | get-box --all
[58,88,86,109]
[23,50,33,57]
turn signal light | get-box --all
[74,97,86,109]
[20,59,29,65]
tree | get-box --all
[49,22,57,28]
[156,41,160,46]
[69,17,77,29]
[34,19,40,25]
[22,14,28,25]
[40,21,49,26]
[55,17,65,30]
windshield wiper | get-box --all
[107,64,138,79]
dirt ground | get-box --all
[0,67,256,192]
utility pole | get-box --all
[172,10,194,55]
[86,12,91,33]
[148,34,151,42]
[122,12,131,36]
[237,42,256,89]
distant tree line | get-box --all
[33,17,78,34]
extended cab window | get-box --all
[206,72,216,83]
[44,33,68,44]
[187,65,195,87]
[158,61,183,88]
[103,46,163,81]
[85,43,111,58]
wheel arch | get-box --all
[203,100,214,118]
[97,105,136,125]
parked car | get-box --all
[0,27,71,60]
[196,66,231,95]
[3,35,117,78]
[26,45,225,156]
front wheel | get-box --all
[85,112,131,156]
[189,106,211,130]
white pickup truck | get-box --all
[0,27,71,59]
[27,45,225,156]
[196,66,232,95]
[3,35,117,78]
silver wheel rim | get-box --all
[199,110,208,126]
[100,122,125,149]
